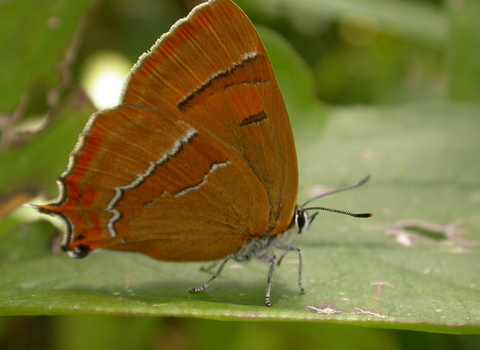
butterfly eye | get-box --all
[294,208,319,233]
[295,208,309,233]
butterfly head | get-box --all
[294,207,318,234]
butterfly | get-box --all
[31,0,371,306]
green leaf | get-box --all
[446,0,480,101]
[0,0,93,112]
[1,26,480,334]
[0,92,94,196]
[239,0,447,47]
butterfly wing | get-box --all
[37,0,298,261]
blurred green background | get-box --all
[1,0,480,348]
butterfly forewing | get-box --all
[122,0,298,236]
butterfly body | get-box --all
[33,0,370,306]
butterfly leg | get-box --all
[276,251,289,266]
[265,255,279,307]
[189,254,233,293]
[277,245,305,294]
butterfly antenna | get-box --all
[301,175,370,207]
[301,176,372,218]
[303,207,372,218]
